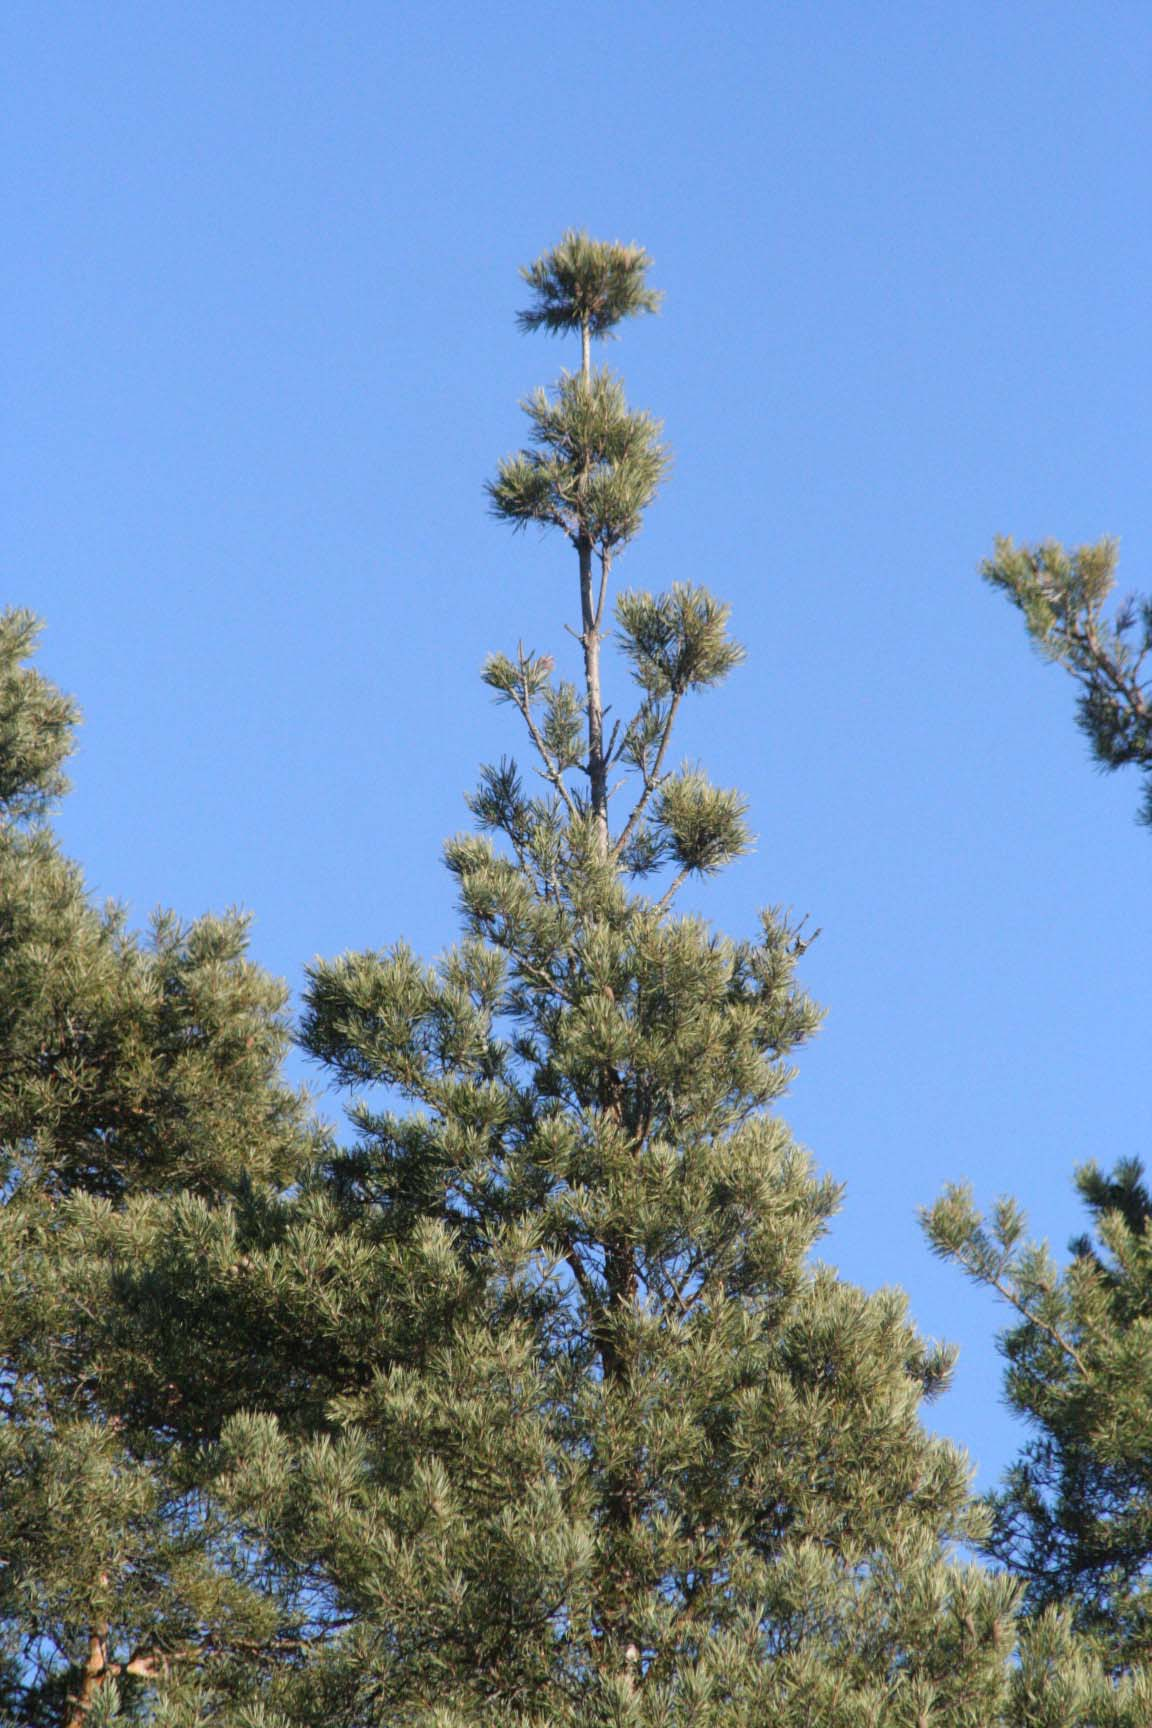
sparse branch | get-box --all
[665,1253,705,1317]
[509,659,579,820]
[612,688,683,861]
[655,867,691,914]
[983,536,1152,822]
[957,1252,1090,1378]
[464,903,576,1006]
[563,1237,597,1309]
[1076,610,1150,729]
[510,946,576,1007]
[925,1190,1091,1379]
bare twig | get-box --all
[613,689,683,862]
[655,870,690,915]
[509,655,579,821]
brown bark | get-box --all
[64,1623,109,1728]
[579,533,610,858]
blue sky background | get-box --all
[4,1,1150,1489]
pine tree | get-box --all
[206,234,1149,1725]
[925,1160,1152,1672]
[922,535,1152,1677]
[0,611,318,1724]
[982,537,1152,825]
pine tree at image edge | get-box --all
[0,610,323,1725]
[982,536,1152,826]
[923,533,1152,1682]
[925,1154,1152,1675]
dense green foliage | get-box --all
[983,537,1152,824]
[516,230,662,372]
[0,610,318,1724]
[926,1160,1152,1673]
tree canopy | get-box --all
[2,244,1149,1727]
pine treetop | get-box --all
[517,229,663,347]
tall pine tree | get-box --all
[207,235,1147,1725]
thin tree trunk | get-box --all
[576,316,609,856]
[579,610,607,849]
[603,1231,643,1686]
[579,534,609,857]
[581,309,634,1663]
[65,1624,109,1728]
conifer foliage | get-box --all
[926,1160,1152,1673]
[4,246,1149,1726]
[982,537,1152,825]
[0,611,316,1725]
[213,235,1144,1725]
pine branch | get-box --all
[507,657,579,820]
[964,1254,1089,1378]
[1076,610,1150,731]
[654,868,691,914]
[926,1192,1091,1379]
[612,689,683,862]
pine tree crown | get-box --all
[481,235,754,887]
[517,228,663,342]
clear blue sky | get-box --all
[4,1,1150,1489]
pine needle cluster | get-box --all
[983,536,1152,823]
[517,230,663,346]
